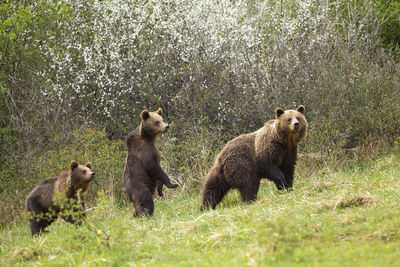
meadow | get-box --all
[1,145,399,266]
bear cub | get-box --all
[123,108,178,217]
[26,160,95,235]
[201,105,308,210]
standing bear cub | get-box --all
[26,160,95,235]
[123,108,178,217]
[201,105,308,210]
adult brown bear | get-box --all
[123,108,178,217]
[201,106,308,210]
[26,160,95,235]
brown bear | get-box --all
[201,105,308,210]
[26,160,95,235]
[123,108,178,217]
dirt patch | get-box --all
[337,233,353,240]
[12,246,61,261]
[310,182,336,193]
[334,195,379,209]
[316,195,379,212]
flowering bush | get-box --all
[34,0,399,144]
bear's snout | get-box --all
[294,122,300,130]
[164,125,170,132]
[87,172,95,181]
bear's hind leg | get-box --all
[226,162,260,203]
[29,218,53,236]
[201,168,230,211]
[133,189,154,217]
[238,179,260,202]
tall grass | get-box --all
[1,146,400,266]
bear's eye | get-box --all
[82,170,87,175]
[296,117,301,121]
[287,118,292,123]
[154,121,160,126]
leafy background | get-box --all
[1,0,400,225]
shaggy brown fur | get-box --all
[201,105,308,210]
[123,108,178,217]
[26,161,95,235]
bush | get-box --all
[32,0,400,149]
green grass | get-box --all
[1,147,400,266]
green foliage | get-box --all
[35,128,126,205]
[0,126,17,162]
[0,1,71,215]
[159,128,225,192]
[1,147,400,265]
[0,1,70,79]
[26,191,86,227]
[0,128,125,225]
[333,0,400,49]
[376,0,400,48]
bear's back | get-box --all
[216,132,256,165]
[28,177,58,196]
[26,177,58,212]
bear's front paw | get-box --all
[167,183,179,189]
[276,184,284,190]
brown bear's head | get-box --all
[70,160,95,192]
[140,108,169,137]
[275,105,308,146]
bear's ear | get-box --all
[141,110,150,120]
[70,160,79,170]
[296,105,305,114]
[85,162,92,169]
[275,108,285,118]
[156,108,163,116]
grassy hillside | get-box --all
[1,146,400,266]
